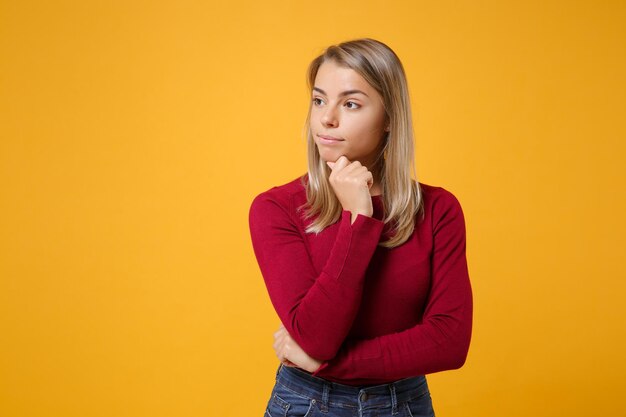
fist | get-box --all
[273,324,323,373]
[326,155,373,221]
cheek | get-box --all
[345,117,385,147]
[309,108,322,124]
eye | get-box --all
[312,97,323,106]
[345,101,360,109]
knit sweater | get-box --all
[248,174,473,386]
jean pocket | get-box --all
[266,382,318,417]
[402,390,435,417]
[265,391,289,417]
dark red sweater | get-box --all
[248,175,473,385]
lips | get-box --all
[317,134,344,141]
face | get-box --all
[310,60,389,169]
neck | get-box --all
[368,160,384,196]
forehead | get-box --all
[314,60,374,95]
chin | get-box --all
[318,149,346,163]
[316,150,332,162]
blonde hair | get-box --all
[298,38,424,248]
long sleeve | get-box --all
[311,191,473,382]
[249,191,385,361]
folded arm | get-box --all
[311,191,473,382]
[249,192,385,361]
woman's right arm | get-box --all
[249,192,385,361]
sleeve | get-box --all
[311,191,473,381]
[248,191,386,361]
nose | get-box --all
[321,105,339,128]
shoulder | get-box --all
[249,174,307,218]
[418,181,462,206]
[417,181,465,224]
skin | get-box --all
[273,324,322,372]
[311,60,389,202]
[272,59,390,372]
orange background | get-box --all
[1,1,624,416]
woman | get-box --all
[249,38,473,417]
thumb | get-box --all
[326,161,335,169]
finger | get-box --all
[340,161,364,177]
[273,326,287,338]
[328,156,350,181]
[356,169,374,189]
[276,345,287,363]
[275,338,286,359]
[273,336,282,352]
[333,155,351,172]
[273,333,287,354]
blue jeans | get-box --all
[264,363,435,417]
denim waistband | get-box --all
[274,363,430,411]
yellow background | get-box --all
[1,1,624,416]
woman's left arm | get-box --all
[310,191,473,382]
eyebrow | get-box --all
[313,87,369,98]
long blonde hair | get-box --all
[298,38,424,248]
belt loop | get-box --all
[320,382,330,413]
[276,363,283,379]
[389,382,398,415]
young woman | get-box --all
[249,38,473,417]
